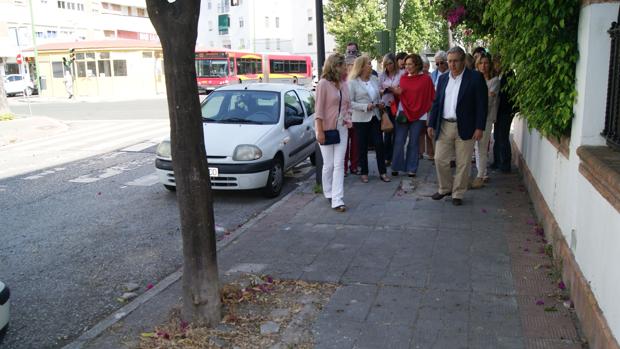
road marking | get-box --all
[124,173,159,186]
[69,158,152,184]
[23,167,66,180]
[121,141,159,152]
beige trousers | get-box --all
[434,121,475,199]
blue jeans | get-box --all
[392,118,424,173]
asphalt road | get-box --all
[0,98,315,348]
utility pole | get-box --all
[314,0,325,186]
[27,0,41,92]
[387,0,400,53]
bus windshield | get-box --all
[196,59,229,78]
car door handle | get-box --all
[306,126,310,130]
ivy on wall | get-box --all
[484,0,581,138]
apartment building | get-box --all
[0,0,156,75]
[196,0,336,73]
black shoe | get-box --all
[391,171,399,176]
[452,198,463,206]
[431,192,451,200]
[408,172,416,178]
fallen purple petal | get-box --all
[527,219,535,225]
[536,300,545,306]
[524,248,530,252]
[558,281,566,290]
[481,208,487,213]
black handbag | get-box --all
[323,129,340,145]
[323,90,342,145]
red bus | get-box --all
[195,49,312,94]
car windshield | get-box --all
[201,90,281,125]
[195,59,229,78]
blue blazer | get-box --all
[428,68,488,141]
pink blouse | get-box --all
[315,78,351,130]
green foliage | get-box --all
[485,0,580,138]
[324,0,448,57]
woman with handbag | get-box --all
[391,54,435,177]
[348,55,390,183]
[315,53,352,212]
[378,53,401,167]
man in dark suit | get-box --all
[491,55,518,173]
[427,46,488,206]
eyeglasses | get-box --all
[436,61,446,65]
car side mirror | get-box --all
[285,115,303,128]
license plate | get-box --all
[209,167,219,177]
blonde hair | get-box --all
[348,55,371,81]
[475,53,494,77]
[321,53,345,84]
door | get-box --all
[283,90,307,165]
[295,88,317,159]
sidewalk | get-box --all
[0,116,68,147]
[70,157,584,349]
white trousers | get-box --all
[474,119,494,178]
[319,124,348,208]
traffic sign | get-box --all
[16,54,22,65]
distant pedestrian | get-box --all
[419,55,435,161]
[348,55,390,183]
[428,46,488,206]
[465,53,475,70]
[471,53,500,189]
[315,53,352,212]
[391,54,435,177]
[378,53,401,167]
[64,70,73,99]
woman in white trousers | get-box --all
[315,53,352,212]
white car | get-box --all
[3,74,35,96]
[155,83,316,197]
[0,281,9,342]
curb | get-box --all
[62,178,314,349]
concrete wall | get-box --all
[512,2,620,341]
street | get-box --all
[0,98,314,348]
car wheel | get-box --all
[24,87,33,96]
[309,151,316,166]
[164,185,176,192]
[263,157,284,198]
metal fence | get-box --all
[603,7,620,150]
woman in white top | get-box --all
[348,55,390,183]
[471,53,500,189]
[378,53,401,167]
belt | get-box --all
[443,118,457,123]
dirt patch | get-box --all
[138,274,337,349]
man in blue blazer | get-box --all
[427,46,488,206]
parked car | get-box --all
[0,280,9,343]
[3,74,35,96]
[155,83,316,197]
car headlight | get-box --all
[233,144,262,161]
[156,140,171,158]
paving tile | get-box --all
[366,285,424,326]
[353,323,413,349]
[470,293,523,339]
[320,284,378,322]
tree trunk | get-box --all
[0,64,11,116]
[146,0,221,326]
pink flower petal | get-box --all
[481,208,487,213]
[527,219,535,225]
[558,281,566,290]
[146,283,154,290]
[536,300,545,306]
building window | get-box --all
[46,30,57,38]
[207,0,211,10]
[77,3,84,10]
[307,33,313,46]
[137,7,145,16]
[101,1,108,8]
[239,17,244,28]
[104,30,115,37]
[67,2,75,9]
[276,38,280,50]
[113,60,127,76]
[142,51,153,58]
[264,16,269,28]
[52,62,65,78]
[307,8,312,21]
[98,60,111,77]
[275,17,279,28]
[239,38,245,49]
[265,38,270,50]
[111,3,120,11]
[57,0,65,8]
[208,20,213,31]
